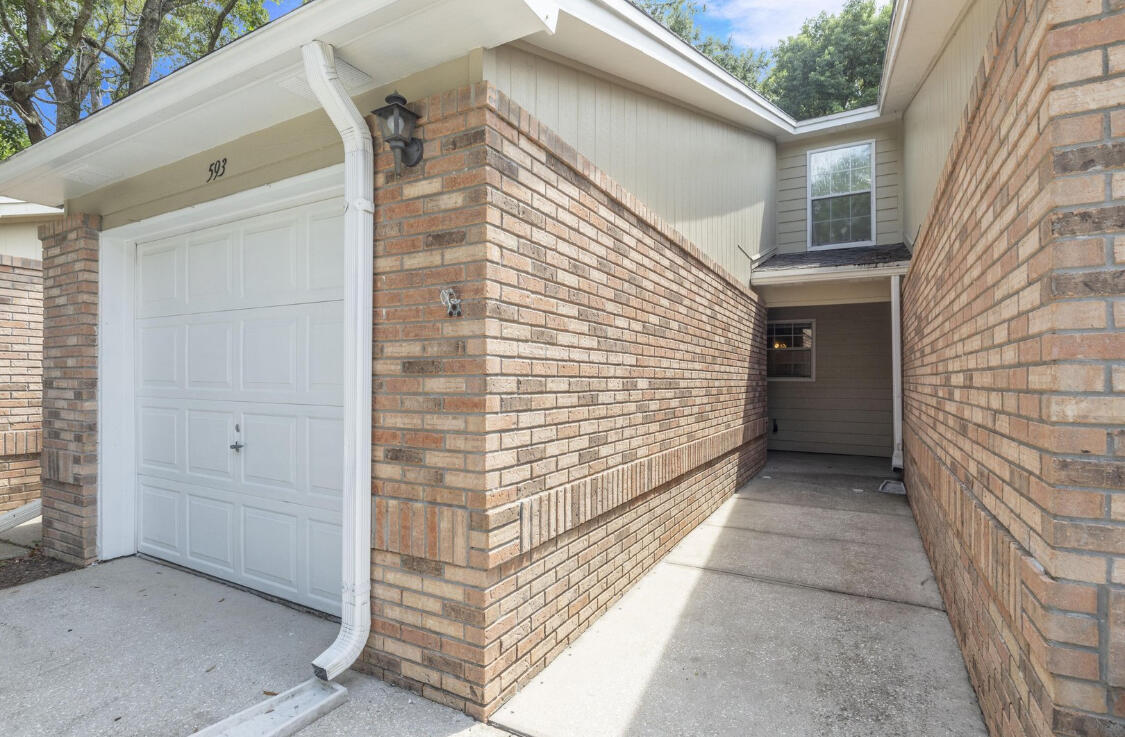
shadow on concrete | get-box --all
[490,452,987,737]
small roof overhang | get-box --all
[878,0,977,116]
[0,0,984,208]
[0,0,559,207]
[751,244,912,286]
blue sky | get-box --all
[265,1,857,52]
[692,0,853,49]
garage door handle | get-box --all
[229,441,244,452]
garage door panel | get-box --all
[241,412,299,491]
[139,406,181,473]
[136,200,343,319]
[138,401,342,508]
[308,417,344,499]
[307,211,345,293]
[135,194,343,615]
[242,505,299,591]
[187,321,235,390]
[186,233,235,303]
[138,243,182,317]
[138,303,343,407]
[307,518,343,608]
[139,482,182,556]
[139,324,182,390]
[308,302,345,395]
[186,409,236,481]
[242,315,298,393]
[242,221,298,302]
[187,495,236,571]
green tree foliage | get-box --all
[637,0,893,121]
[0,106,30,158]
[0,0,278,145]
[760,0,893,119]
[636,1,768,88]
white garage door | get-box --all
[134,198,345,615]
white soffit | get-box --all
[526,0,795,138]
[0,0,557,206]
[878,0,976,116]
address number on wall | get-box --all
[206,157,228,183]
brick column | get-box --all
[0,255,43,512]
[38,215,99,565]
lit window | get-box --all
[808,141,874,249]
[767,321,814,380]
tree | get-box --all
[636,1,768,89]
[0,0,275,145]
[760,0,893,120]
[0,106,30,158]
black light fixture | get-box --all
[371,92,422,176]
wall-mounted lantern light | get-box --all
[371,92,422,176]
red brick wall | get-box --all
[902,1,1125,735]
[0,255,42,513]
[363,83,768,717]
[38,215,99,564]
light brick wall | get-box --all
[902,1,1125,735]
[363,83,768,717]
[0,255,42,513]
[38,215,99,565]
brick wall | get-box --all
[0,255,42,513]
[902,1,1125,735]
[38,215,99,564]
[362,83,768,717]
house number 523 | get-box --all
[206,157,227,182]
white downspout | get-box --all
[891,274,903,471]
[302,40,374,682]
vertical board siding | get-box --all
[902,0,1003,241]
[485,44,775,284]
[775,124,904,254]
[766,302,893,457]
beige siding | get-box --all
[0,223,44,259]
[70,54,482,230]
[767,302,892,457]
[776,124,903,254]
[756,277,892,308]
[485,44,775,284]
[902,0,1002,240]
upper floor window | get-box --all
[807,141,875,250]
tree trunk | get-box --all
[128,0,167,94]
[5,88,46,143]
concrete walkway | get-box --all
[0,515,41,559]
[0,555,503,737]
[490,452,987,737]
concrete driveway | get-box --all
[0,555,504,737]
[489,452,987,737]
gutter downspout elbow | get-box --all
[301,40,374,682]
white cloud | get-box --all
[707,0,852,49]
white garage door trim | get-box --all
[98,165,345,588]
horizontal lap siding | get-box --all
[776,124,903,254]
[767,302,893,457]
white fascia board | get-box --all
[547,0,796,135]
[0,0,558,206]
[751,261,911,286]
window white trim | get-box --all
[806,139,877,251]
[766,318,816,382]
